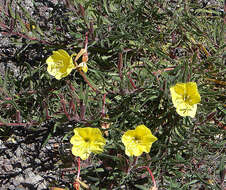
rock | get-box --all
[8,185,16,190]
[24,171,44,186]
[13,175,25,186]
[3,163,13,171]
[15,146,23,157]
[15,185,28,190]
[35,158,41,165]
[0,139,7,150]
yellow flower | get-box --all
[121,125,158,157]
[70,127,106,160]
[170,82,201,118]
[46,49,75,80]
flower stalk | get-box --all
[138,166,157,188]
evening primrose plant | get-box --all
[1,0,224,189]
[121,125,158,189]
[69,127,106,189]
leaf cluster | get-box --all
[0,0,225,189]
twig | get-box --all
[102,93,107,117]
[0,22,52,45]
[16,110,21,122]
[152,67,174,76]
[0,121,39,127]
[43,101,51,120]
[127,156,138,174]
[224,0,226,25]
[59,94,71,120]
[80,102,86,120]
[127,71,137,89]
[79,71,100,94]
[118,53,123,80]
[138,166,157,188]
[77,157,81,179]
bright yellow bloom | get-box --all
[170,82,201,118]
[121,125,158,157]
[70,127,106,160]
[46,49,75,80]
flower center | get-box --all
[133,135,141,143]
[55,60,64,69]
[84,137,90,143]
[183,94,191,104]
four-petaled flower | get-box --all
[121,125,158,157]
[70,127,106,160]
[46,49,75,80]
[170,82,201,118]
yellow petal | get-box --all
[125,148,133,157]
[70,134,83,145]
[142,143,152,153]
[132,146,143,156]
[170,87,183,108]
[57,49,70,58]
[46,56,55,64]
[186,82,201,104]
[176,103,197,118]
[72,146,90,160]
[135,125,151,136]
[55,74,63,80]
[173,83,186,95]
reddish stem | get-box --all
[127,72,137,89]
[127,156,138,174]
[79,3,85,18]
[67,80,76,91]
[0,121,39,127]
[69,99,76,115]
[152,67,174,76]
[0,22,52,45]
[77,157,81,179]
[73,157,81,190]
[89,22,95,41]
[84,32,88,50]
[59,95,71,120]
[118,53,123,80]
[16,110,21,122]
[80,102,86,120]
[102,93,107,117]
[0,122,26,126]
[139,166,157,187]
[43,101,51,120]
[79,71,99,94]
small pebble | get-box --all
[13,175,25,186]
